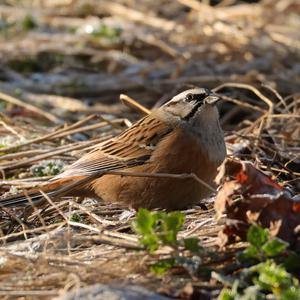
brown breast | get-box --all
[90,127,225,210]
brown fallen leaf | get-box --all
[215,159,300,245]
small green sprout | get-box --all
[133,209,202,275]
[30,159,64,177]
[70,213,82,223]
[21,15,37,31]
[91,24,122,40]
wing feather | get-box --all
[55,114,173,178]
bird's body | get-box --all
[1,88,226,210]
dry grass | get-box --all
[0,0,299,299]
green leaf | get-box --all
[22,15,37,31]
[280,287,300,300]
[237,245,260,263]
[133,209,185,251]
[133,209,160,252]
[158,211,185,245]
[164,211,185,233]
[284,252,300,272]
[240,286,263,300]
[218,289,235,300]
[262,238,288,257]
[91,24,122,40]
[141,234,159,252]
[218,281,239,300]
[150,258,175,275]
[247,224,268,248]
[254,260,297,291]
[70,213,82,222]
[134,209,155,235]
[30,160,64,177]
[183,238,202,253]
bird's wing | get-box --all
[0,114,173,207]
[57,114,173,178]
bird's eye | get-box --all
[185,93,194,102]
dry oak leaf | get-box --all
[215,159,300,244]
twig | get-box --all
[220,95,266,113]
[213,83,274,114]
[69,200,115,226]
[53,170,216,199]
[54,118,125,139]
[0,121,25,140]
[182,218,215,237]
[0,222,66,241]
[0,137,107,171]
[0,114,97,153]
[0,91,60,123]
[261,83,290,113]
[102,1,181,31]
[120,94,151,115]
[74,235,141,250]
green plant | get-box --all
[251,260,300,299]
[133,209,202,275]
[237,224,288,264]
[70,213,82,222]
[21,15,37,31]
[91,24,122,40]
[217,224,300,300]
[30,159,64,177]
[0,14,37,38]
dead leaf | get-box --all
[215,159,300,244]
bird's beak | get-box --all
[205,94,221,105]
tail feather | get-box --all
[0,192,52,207]
[1,157,145,208]
[0,176,84,208]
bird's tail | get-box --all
[0,176,87,208]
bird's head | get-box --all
[161,88,221,123]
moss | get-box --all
[91,24,122,40]
[30,160,65,177]
[21,15,37,31]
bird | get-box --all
[0,88,226,210]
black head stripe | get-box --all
[183,101,203,121]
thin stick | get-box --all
[0,91,60,123]
[54,118,125,139]
[0,121,25,140]
[54,170,216,199]
[40,190,68,222]
[69,200,115,226]
[261,83,290,113]
[213,83,274,113]
[0,207,29,240]
[120,94,151,115]
[0,114,97,153]
[221,95,266,113]
[74,235,141,250]
[0,149,49,162]
[25,191,48,231]
[0,137,106,171]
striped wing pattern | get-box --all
[55,114,173,177]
